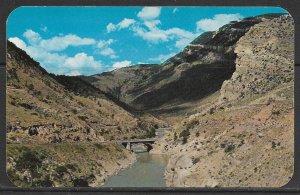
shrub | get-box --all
[182,137,188,144]
[73,178,89,187]
[32,90,42,97]
[192,158,200,165]
[179,128,190,145]
[186,120,199,130]
[173,132,178,141]
[19,102,33,110]
[55,165,68,176]
[224,144,235,153]
[27,84,34,91]
[179,129,190,138]
[78,115,88,121]
[15,150,47,172]
[65,164,78,171]
[28,128,38,136]
[146,127,156,138]
[94,143,105,149]
[32,175,53,187]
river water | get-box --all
[103,153,169,187]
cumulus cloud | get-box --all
[9,34,103,76]
[22,29,96,52]
[23,29,41,45]
[64,52,101,69]
[97,39,118,58]
[66,70,81,76]
[196,14,242,32]
[118,18,136,29]
[100,48,117,58]
[39,35,96,51]
[105,7,197,49]
[112,60,131,70]
[149,52,176,63]
[97,39,115,48]
[106,18,136,33]
[137,7,161,20]
[8,37,27,50]
[106,23,117,33]
[132,22,197,48]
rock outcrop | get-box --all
[85,14,285,123]
[152,14,294,187]
[219,14,294,103]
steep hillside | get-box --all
[7,143,136,187]
[86,14,284,116]
[6,41,161,143]
[151,14,294,187]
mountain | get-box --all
[6,41,163,143]
[151,14,294,187]
[6,12,293,188]
[84,14,284,120]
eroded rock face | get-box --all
[219,15,294,103]
[152,14,294,187]
[86,15,271,111]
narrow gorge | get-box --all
[6,13,294,187]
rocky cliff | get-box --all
[151,14,294,187]
[86,14,283,117]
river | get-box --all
[103,153,169,187]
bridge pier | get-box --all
[126,142,131,150]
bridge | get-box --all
[98,127,170,152]
[99,138,157,151]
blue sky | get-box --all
[7,6,287,76]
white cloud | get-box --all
[106,9,197,50]
[112,60,131,70]
[8,37,27,50]
[196,14,242,32]
[97,39,118,58]
[172,8,178,13]
[100,48,117,58]
[40,26,48,32]
[97,39,115,48]
[22,29,96,52]
[133,26,168,42]
[118,18,136,29]
[106,18,136,33]
[132,23,197,48]
[144,20,161,30]
[39,34,96,51]
[66,70,81,76]
[106,23,117,33]
[9,36,103,76]
[149,52,176,63]
[137,7,161,20]
[64,53,101,69]
[23,29,41,45]
[175,38,193,48]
